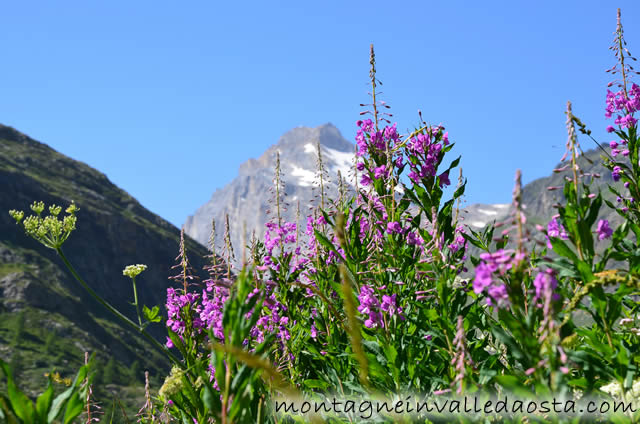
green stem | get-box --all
[131,277,142,327]
[55,247,183,368]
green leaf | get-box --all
[48,365,88,423]
[201,382,220,413]
[303,379,330,390]
[48,386,74,423]
[383,344,398,365]
[314,230,338,254]
[576,261,595,283]
[446,155,461,172]
[550,237,579,263]
[585,194,603,228]
[494,375,533,397]
[35,380,54,421]
[478,368,497,385]
[550,238,594,282]
[143,305,161,323]
[6,374,35,423]
[63,393,84,424]
[453,179,467,200]
[168,329,188,360]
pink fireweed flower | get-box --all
[356,130,367,156]
[305,216,319,252]
[406,231,423,246]
[473,249,524,308]
[596,219,613,240]
[486,284,509,308]
[357,285,384,329]
[249,293,290,348]
[360,173,372,186]
[606,84,640,129]
[373,165,388,179]
[200,281,229,341]
[383,122,400,144]
[448,227,466,253]
[380,294,404,320]
[546,217,568,248]
[616,114,638,128]
[386,221,402,234]
[472,263,493,295]
[478,249,525,274]
[612,166,622,182]
[438,171,451,187]
[547,217,568,239]
[532,269,559,306]
[165,288,202,343]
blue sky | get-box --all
[2,1,639,228]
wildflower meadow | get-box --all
[4,9,640,424]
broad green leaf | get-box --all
[7,376,35,423]
[35,381,54,421]
[143,305,162,323]
[63,393,84,424]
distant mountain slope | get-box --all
[0,124,211,400]
[459,203,511,229]
[520,147,623,224]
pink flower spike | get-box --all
[596,219,613,240]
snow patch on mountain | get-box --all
[477,208,499,216]
[290,165,316,187]
[325,146,355,183]
[470,221,488,228]
[459,203,511,229]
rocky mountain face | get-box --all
[184,123,356,260]
[520,147,623,224]
[0,124,211,397]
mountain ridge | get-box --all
[184,122,356,257]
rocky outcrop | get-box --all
[184,123,356,260]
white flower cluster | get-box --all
[122,264,148,278]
